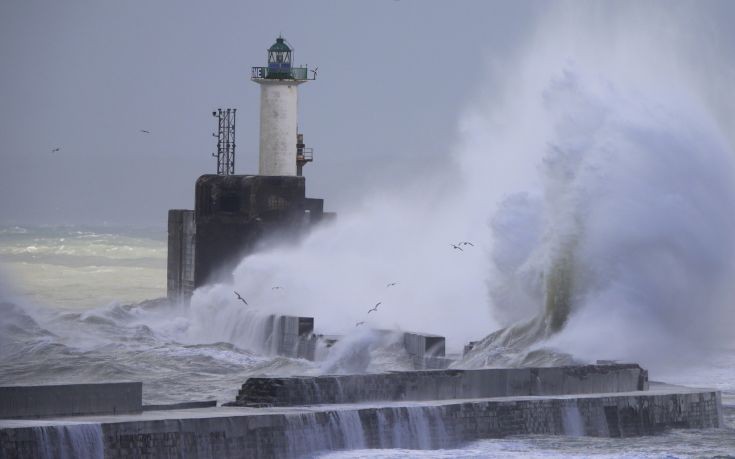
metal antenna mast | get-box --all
[212,108,236,175]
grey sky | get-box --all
[1,1,733,226]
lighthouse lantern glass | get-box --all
[267,38,292,76]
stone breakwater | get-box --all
[228,364,648,407]
[0,388,723,458]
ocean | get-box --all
[0,225,733,458]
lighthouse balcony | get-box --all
[297,147,313,163]
[251,66,314,81]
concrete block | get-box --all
[194,175,307,287]
[403,332,445,359]
[167,209,195,303]
[274,315,315,359]
[0,382,142,419]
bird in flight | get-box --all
[367,302,382,314]
[451,244,464,251]
[355,321,365,327]
[459,241,474,247]
[386,282,398,288]
[51,147,61,153]
[271,286,283,290]
[140,129,151,134]
[233,291,248,305]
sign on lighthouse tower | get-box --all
[251,36,315,176]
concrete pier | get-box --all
[228,364,648,407]
[0,385,722,458]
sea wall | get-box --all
[0,389,721,458]
[229,364,648,407]
[0,383,142,419]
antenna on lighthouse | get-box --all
[212,108,236,175]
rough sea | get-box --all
[0,226,733,458]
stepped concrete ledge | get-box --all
[0,384,723,458]
[228,364,648,407]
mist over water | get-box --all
[466,3,735,370]
[191,4,735,374]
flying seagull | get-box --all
[386,282,398,288]
[368,302,382,314]
[355,321,365,327]
[140,129,151,134]
[451,244,464,251]
[459,241,474,247]
[233,291,248,305]
[51,147,61,153]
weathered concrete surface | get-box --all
[0,386,722,458]
[401,331,454,369]
[265,315,317,359]
[403,332,445,359]
[142,401,217,412]
[0,383,142,420]
[168,175,332,301]
[194,175,311,287]
[167,209,195,302]
[256,81,303,176]
[228,364,648,407]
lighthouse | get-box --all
[167,36,328,301]
[251,36,314,176]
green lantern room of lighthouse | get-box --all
[268,37,292,75]
[251,36,313,81]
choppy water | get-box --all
[0,225,166,308]
[0,227,420,403]
[0,226,733,457]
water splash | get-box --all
[455,3,735,370]
[33,424,104,459]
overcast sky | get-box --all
[1,0,733,227]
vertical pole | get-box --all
[224,109,229,175]
[231,109,236,174]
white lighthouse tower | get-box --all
[251,36,314,176]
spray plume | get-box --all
[191,3,735,373]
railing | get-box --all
[251,66,314,81]
[297,147,313,162]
